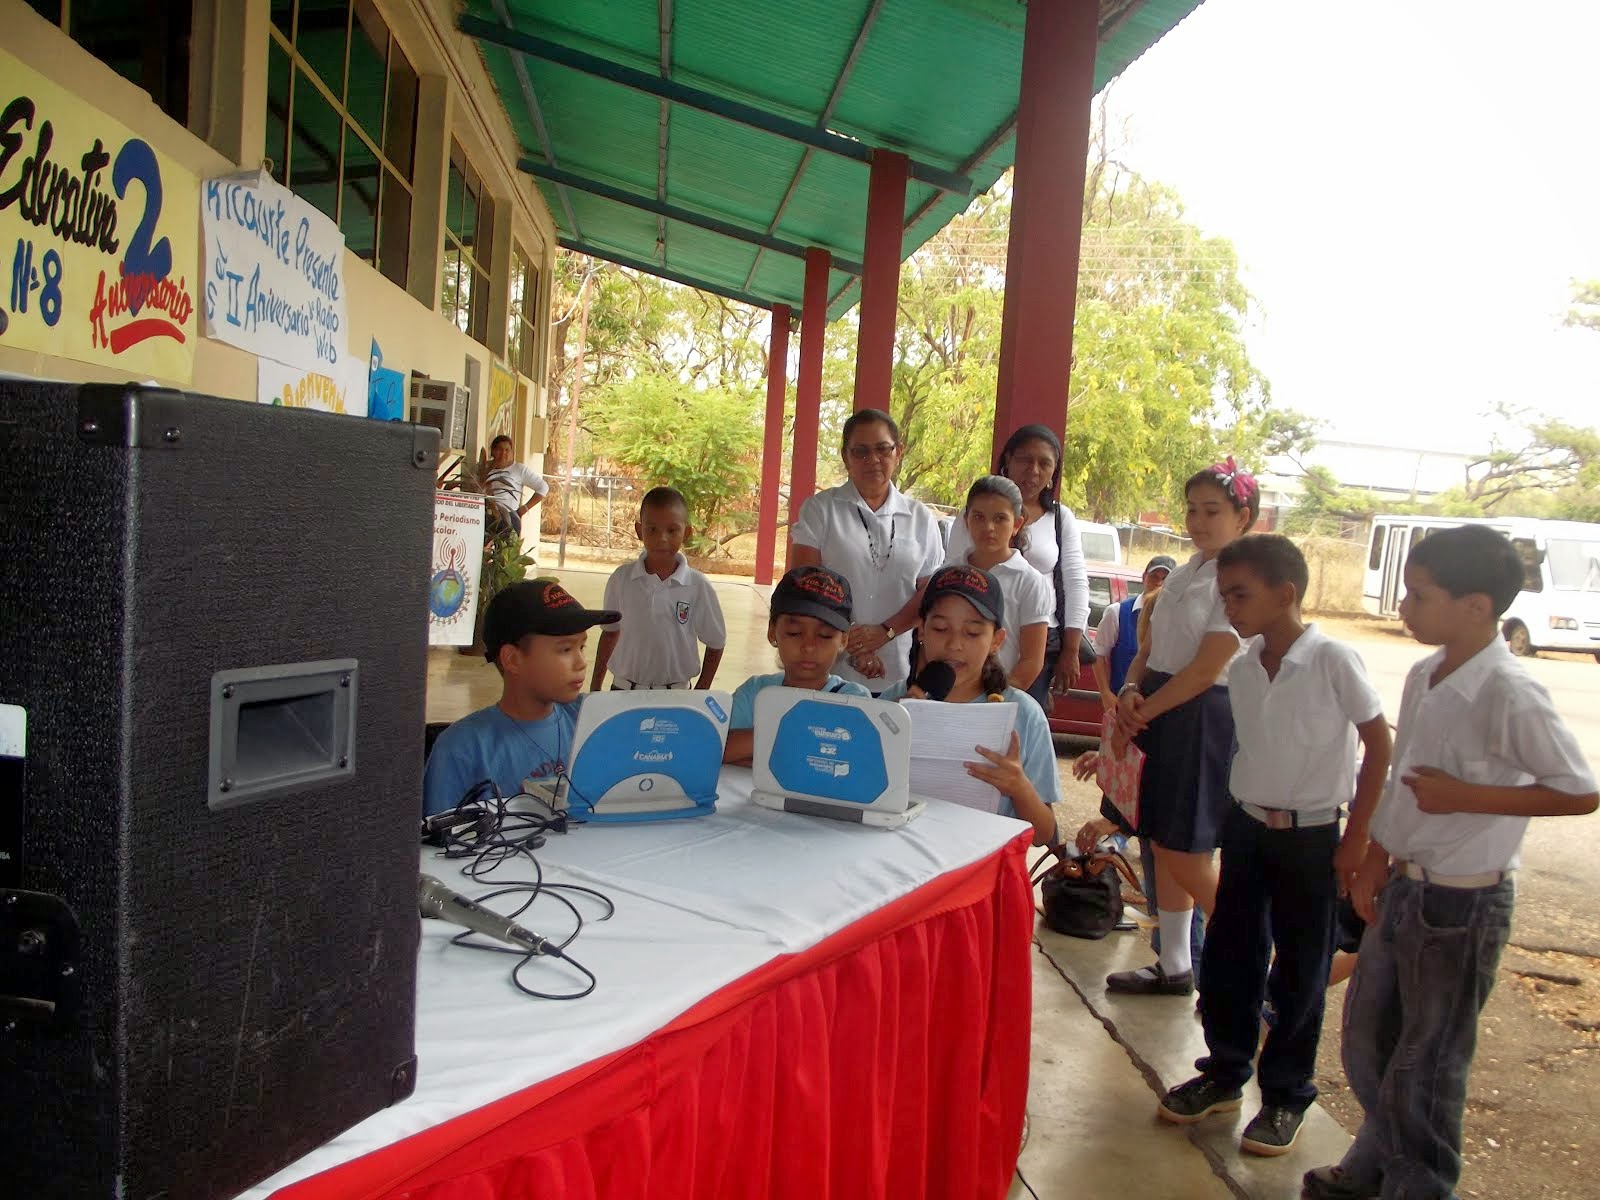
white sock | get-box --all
[1157,909,1194,977]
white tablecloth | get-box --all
[242,769,1027,1197]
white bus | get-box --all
[1364,515,1600,660]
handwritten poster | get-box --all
[430,492,485,646]
[367,337,406,421]
[487,361,516,441]
[201,167,349,375]
[257,353,369,416]
[0,48,199,381]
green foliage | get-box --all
[1280,465,1385,536]
[1566,279,1600,333]
[586,375,763,553]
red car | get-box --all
[1047,561,1147,739]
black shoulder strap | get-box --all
[1051,504,1067,634]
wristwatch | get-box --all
[880,622,896,641]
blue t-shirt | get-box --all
[878,681,1062,823]
[422,701,580,816]
[728,671,871,730]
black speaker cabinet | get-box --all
[0,382,437,1199]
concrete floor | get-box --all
[432,563,1353,1199]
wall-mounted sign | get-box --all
[0,48,199,382]
[201,167,349,376]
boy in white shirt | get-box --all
[1157,535,1392,1161]
[590,487,726,692]
[1304,524,1597,1200]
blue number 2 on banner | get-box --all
[112,139,170,315]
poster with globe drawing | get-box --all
[430,492,485,646]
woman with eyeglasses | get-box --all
[944,424,1091,711]
[790,409,945,692]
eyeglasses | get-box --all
[846,442,899,461]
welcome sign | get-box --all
[0,48,199,382]
[201,167,350,376]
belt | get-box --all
[612,678,690,690]
[1396,860,1513,889]
[1237,801,1340,830]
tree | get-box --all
[1460,404,1600,514]
[585,375,764,554]
[1566,279,1600,333]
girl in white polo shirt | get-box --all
[945,476,1052,690]
[1105,458,1257,996]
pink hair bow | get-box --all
[1210,456,1257,504]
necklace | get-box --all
[497,705,567,779]
[856,508,897,571]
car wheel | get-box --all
[1502,620,1533,657]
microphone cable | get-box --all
[426,777,614,1001]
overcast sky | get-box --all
[1103,0,1600,455]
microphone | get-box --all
[417,874,563,957]
[915,660,956,701]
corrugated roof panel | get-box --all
[462,0,1209,318]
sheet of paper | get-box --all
[899,699,1018,815]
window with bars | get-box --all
[265,0,417,289]
[25,0,193,127]
[507,244,543,380]
[442,141,495,344]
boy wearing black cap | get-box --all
[723,565,871,765]
[422,579,619,816]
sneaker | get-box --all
[1106,963,1195,995]
[1301,1165,1380,1199]
[1241,1104,1304,1156]
[1157,1075,1243,1125]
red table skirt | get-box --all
[278,832,1035,1200]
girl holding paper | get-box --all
[879,565,1061,847]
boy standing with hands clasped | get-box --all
[591,487,727,692]
[1158,535,1392,1159]
[1304,524,1597,1200]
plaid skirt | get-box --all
[1134,670,1235,853]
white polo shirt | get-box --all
[1145,553,1240,678]
[1370,637,1596,876]
[1227,625,1384,812]
[945,550,1053,675]
[791,481,944,687]
[1093,594,1144,656]
[944,504,1090,631]
[601,553,727,686]
[484,462,548,513]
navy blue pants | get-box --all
[1196,804,1340,1110]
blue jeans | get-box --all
[1339,873,1514,1198]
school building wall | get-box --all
[0,0,558,501]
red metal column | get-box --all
[754,304,791,585]
[992,0,1097,451]
[853,149,908,412]
[787,248,832,564]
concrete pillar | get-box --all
[755,304,792,585]
[992,0,1098,451]
[787,248,831,564]
[485,200,514,359]
[408,74,452,311]
[852,149,907,413]
[203,0,270,166]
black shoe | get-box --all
[1241,1104,1305,1156]
[1301,1165,1380,1199]
[1107,963,1195,995]
[1157,1075,1243,1125]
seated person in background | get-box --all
[724,565,870,765]
[481,435,548,537]
[422,580,619,816]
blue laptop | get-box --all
[558,689,731,822]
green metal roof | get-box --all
[460,0,1205,319]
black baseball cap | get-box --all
[483,579,619,662]
[920,564,1005,628]
[1146,555,1178,576]
[771,565,854,632]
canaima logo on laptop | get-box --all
[807,724,853,742]
[633,749,674,763]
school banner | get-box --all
[0,48,199,382]
[430,492,485,647]
[201,166,349,376]
[487,361,516,441]
[257,353,369,416]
